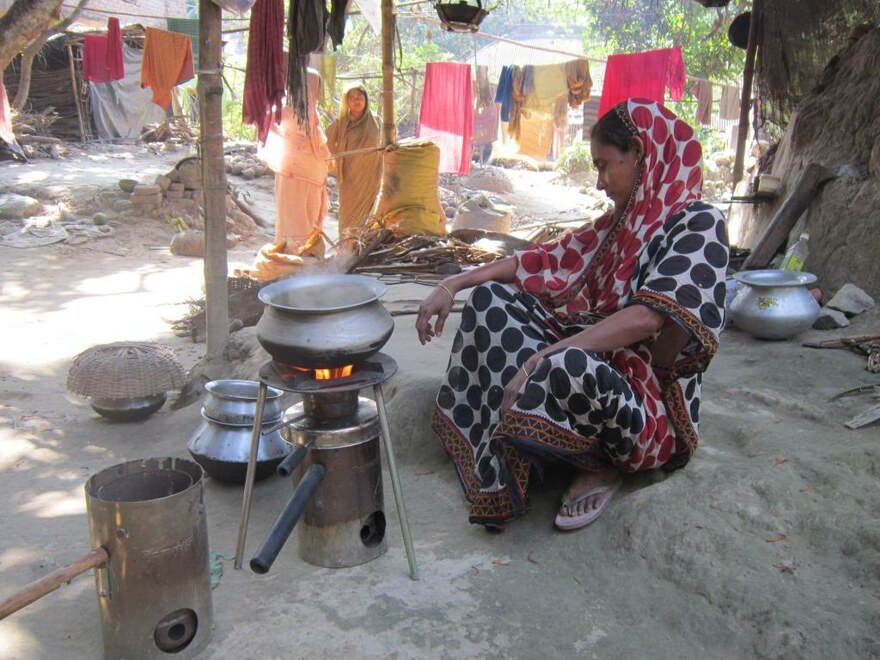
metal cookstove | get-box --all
[234,352,418,580]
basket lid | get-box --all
[67,342,186,399]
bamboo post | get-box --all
[733,1,759,185]
[66,42,87,142]
[198,0,230,362]
[410,70,417,129]
[381,0,396,146]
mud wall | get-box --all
[744,28,880,298]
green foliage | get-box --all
[591,0,748,84]
[556,140,593,176]
[220,66,256,141]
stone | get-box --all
[177,161,201,188]
[0,193,42,219]
[154,175,172,191]
[113,199,134,212]
[165,189,185,200]
[132,194,163,207]
[131,184,162,197]
[169,182,185,192]
[825,283,875,317]
[118,178,138,193]
[812,307,850,330]
[170,230,204,257]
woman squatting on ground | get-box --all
[416,98,730,532]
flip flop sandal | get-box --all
[554,478,622,531]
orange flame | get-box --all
[314,365,354,380]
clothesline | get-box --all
[400,12,738,88]
[60,3,247,21]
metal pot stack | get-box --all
[187,380,290,483]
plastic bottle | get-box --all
[781,232,810,271]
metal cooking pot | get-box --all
[729,269,820,340]
[255,274,394,368]
[203,379,284,425]
[187,411,291,483]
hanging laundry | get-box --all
[495,65,514,122]
[243,0,286,144]
[327,0,353,50]
[473,102,499,147]
[81,17,124,83]
[719,85,741,120]
[417,62,473,175]
[597,46,686,118]
[524,63,568,113]
[287,0,328,127]
[309,52,337,113]
[690,79,713,125]
[563,59,591,108]
[141,27,194,110]
[508,65,526,140]
[515,112,553,161]
[474,65,493,110]
[0,80,14,144]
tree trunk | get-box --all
[12,37,48,111]
[11,0,87,111]
[0,0,64,73]
[198,0,230,364]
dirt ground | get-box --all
[1,145,879,659]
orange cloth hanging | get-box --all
[141,27,195,110]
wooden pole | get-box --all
[733,1,759,185]
[198,0,229,362]
[66,42,87,142]
[381,0,396,146]
[0,547,108,620]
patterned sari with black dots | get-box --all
[431,99,730,527]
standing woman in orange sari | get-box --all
[259,69,330,254]
[326,83,383,240]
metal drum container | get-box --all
[284,392,387,568]
[85,457,213,659]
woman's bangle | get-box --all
[437,282,455,301]
[520,365,530,378]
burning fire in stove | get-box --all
[314,365,354,380]
[274,361,355,381]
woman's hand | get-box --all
[500,355,539,414]
[415,284,456,345]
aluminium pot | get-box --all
[255,274,394,368]
[187,411,291,483]
[729,269,820,340]
[203,379,284,425]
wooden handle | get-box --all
[0,547,109,620]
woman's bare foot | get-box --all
[555,468,623,531]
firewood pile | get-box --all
[11,108,59,137]
[141,117,196,143]
[342,226,509,276]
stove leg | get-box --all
[235,381,268,569]
[373,383,420,581]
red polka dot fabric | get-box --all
[514,98,704,318]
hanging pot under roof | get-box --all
[435,0,489,34]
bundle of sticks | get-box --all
[141,116,196,142]
[342,227,506,276]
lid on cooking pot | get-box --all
[733,269,817,287]
[258,274,387,313]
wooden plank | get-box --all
[741,162,832,269]
[844,403,880,430]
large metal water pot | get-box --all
[729,269,820,339]
[255,274,394,368]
